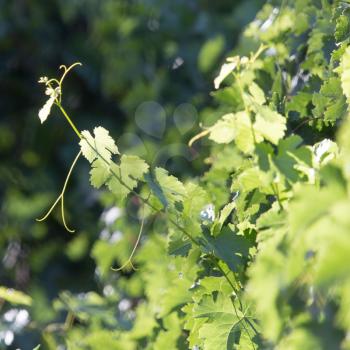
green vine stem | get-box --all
[57,103,82,139]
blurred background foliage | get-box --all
[0,0,265,348]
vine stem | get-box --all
[63,311,75,331]
[57,103,82,139]
[37,150,82,232]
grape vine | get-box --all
[33,1,350,349]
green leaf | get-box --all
[289,185,345,234]
[278,328,325,350]
[144,172,168,208]
[168,229,192,257]
[152,313,182,350]
[214,57,240,89]
[341,46,350,103]
[198,35,225,73]
[234,111,262,153]
[84,330,131,350]
[212,200,236,236]
[90,159,111,188]
[193,292,248,350]
[253,105,286,145]
[204,228,250,272]
[154,167,186,207]
[247,244,285,341]
[273,135,308,183]
[107,155,149,198]
[312,77,347,122]
[209,113,236,144]
[209,111,259,153]
[80,126,119,164]
[338,282,350,331]
[167,184,208,256]
[335,14,350,43]
[91,240,120,276]
[158,251,200,317]
[183,183,210,220]
[128,302,157,339]
[120,155,149,185]
[183,302,207,348]
[286,92,313,118]
[0,286,32,306]
[248,82,266,105]
[237,167,264,192]
[197,276,233,296]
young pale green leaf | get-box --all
[212,201,236,236]
[154,167,186,206]
[128,303,157,339]
[253,105,286,145]
[341,46,350,103]
[198,35,225,73]
[107,155,149,199]
[234,111,261,153]
[80,126,119,164]
[312,77,347,122]
[84,330,133,350]
[214,57,240,89]
[209,113,236,144]
[247,244,285,341]
[237,167,266,192]
[152,313,182,350]
[209,111,260,153]
[90,159,110,188]
[248,82,266,105]
[183,302,206,349]
[183,183,210,220]
[120,155,149,184]
[193,292,247,350]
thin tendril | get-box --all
[36,150,82,233]
[36,195,61,222]
[46,78,61,86]
[112,202,146,271]
[59,62,82,86]
[188,129,210,147]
